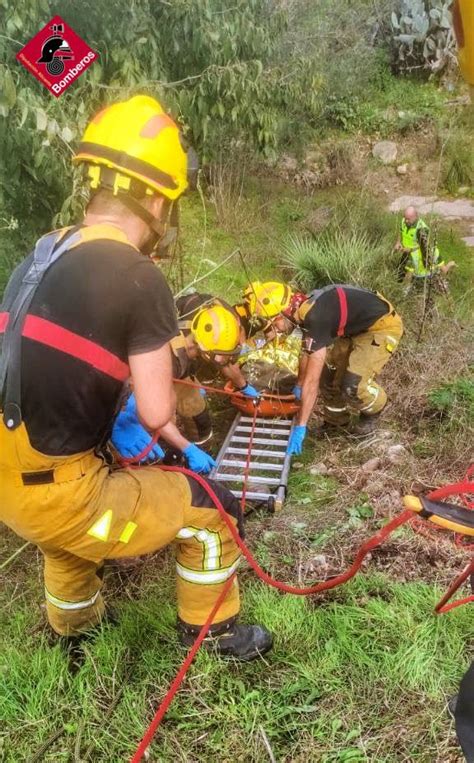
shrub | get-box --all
[428,376,474,416]
[282,229,390,291]
[442,133,474,194]
[390,0,457,76]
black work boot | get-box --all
[352,412,381,436]
[177,617,273,661]
[317,420,351,435]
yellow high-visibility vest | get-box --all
[400,218,443,277]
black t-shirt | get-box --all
[1,226,178,455]
[300,285,389,353]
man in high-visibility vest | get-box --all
[395,206,455,283]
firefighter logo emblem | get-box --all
[36,23,73,77]
[16,15,97,97]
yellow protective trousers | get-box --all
[0,423,241,636]
[175,377,212,444]
[320,310,403,425]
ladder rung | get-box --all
[213,473,281,485]
[231,490,272,500]
[226,447,287,458]
[236,426,292,436]
[230,436,289,446]
[220,459,282,471]
[240,416,292,426]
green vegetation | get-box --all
[283,229,390,291]
[2,179,472,760]
[442,130,474,194]
[428,376,474,418]
[1,0,474,760]
[1,551,473,762]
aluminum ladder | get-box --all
[210,413,295,512]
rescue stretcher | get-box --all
[210,385,299,512]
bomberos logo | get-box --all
[17,15,97,97]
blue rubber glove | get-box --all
[199,387,207,397]
[239,383,260,398]
[183,443,217,474]
[287,425,307,456]
[292,384,302,401]
[111,394,164,464]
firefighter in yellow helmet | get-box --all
[112,304,247,475]
[244,281,403,454]
[0,96,272,661]
[175,291,261,392]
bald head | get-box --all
[404,206,418,225]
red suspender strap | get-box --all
[335,286,348,337]
[0,311,129,381]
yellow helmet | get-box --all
[243,281,293,318]
[73,95,188,201]
[191,305,241,357]
[453,0,474,85]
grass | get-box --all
[1,540,473,762]
[442,131,474,195]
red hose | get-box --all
[160,465,413,596]
[130,574,236,763]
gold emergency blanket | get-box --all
[238,334,302,394]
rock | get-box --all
[292,462,304,470]
[310,462,328,476]
[291,521,308,531]
[397,111,406,119]
[365,476,389,495]
[397,163,408,175]
[458,186,469,194]
[372,141,398,165]
[361,457,382,473]
[386,444,409,464]
[306,554,328,574]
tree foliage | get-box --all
[0,0,321,280]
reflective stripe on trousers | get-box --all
[45,587,101,611]
[176,557,241,585]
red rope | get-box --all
[129,463,473,760]
[173,377,237,398]
[122,397,472,759]
[161,466,413,595]
[239,403,259,512]
[130,574,236,763]
[435,559,474,614]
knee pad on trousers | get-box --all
[185,474,244,538]
[342,370,362,403]
[180,408,213,444]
